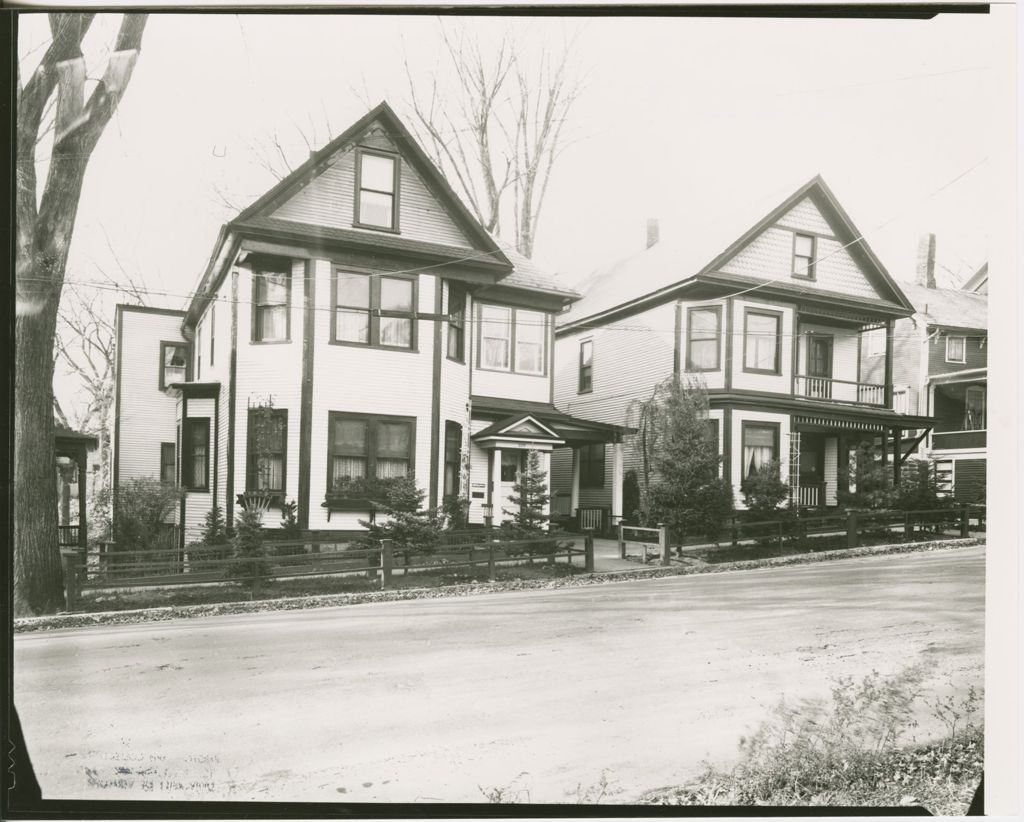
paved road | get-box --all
[15,545,984,804]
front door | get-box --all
[498,450,525,522]
[797,433,826,507]
[806,335,833,398]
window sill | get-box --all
[577,388,593,395]
[742,367,783,376]
[476,365,547,378]
[447,355,466,365]
[329,339,419,354]
[184,486,210,494]
[352,221,401,235]
[791,273,816,282]
[250,339,292,345]
[684,365,722,373]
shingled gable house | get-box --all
[112,102,623,544]
[550,176,937,527]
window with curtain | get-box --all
[247,409,287,493]
[159,342,188,389]
[183,418,210,491]
[793,233,816,278]
[328,413,415,490]
[500,450,521,482]
[963,386,986,430]
[253,269,290,342]
[744,310,781,373]
[160,442,176,484]
[687,306,721,371]
[946,335,966,363]
[480,305,512,370]
[443,421,462,498]
[356,150,398,230]
[579,340,593,393]
[447,285,466,362]
[333,271,415,349]
[580,443,605,489]
[742,424,778,478]
[515,310,546,375]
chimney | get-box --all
[646,218,659,250]
[916,233,937,289]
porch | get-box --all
[928,370,986,453]
[55,425,98,550]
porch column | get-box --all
[540,451,552,525]
[837,432,849,498]
[569,447,581,518]
[883,319,894,408]
[610,440,624,526]
[892,427,902,486]
[77,449,88,548]
[489,447,503,525]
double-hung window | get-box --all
[159,342,188,390]
[578,340,593,393]
[327,413,415,491]
[742,423,779,479]
[686,306,722,371]
[580,443,605,489]
[355,150,398,231]
[945,335,966,364]
[253,268,290,342]
[182,418,210,491]
[744,309,782,374]
[247,409,287,494]
[478,304,548,375]
[333,270,416,350]
[160,442,176,484]
[447,285,466,362]
[443,421,462,498]
[793,233,816,279]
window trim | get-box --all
[446,284,466,364]
[805,332,834,379]
[182,418,210,492]
[741,420,781,480]
[158,340,190,391]
[246,408,289,496]
[353,147,401,234]
[742,308,784,375]
[945,334,967,364]
[685,305,723,372]
[251,267,292,344]
[578,339,594,393]
[443,420,463,499]
[326,411,417,493]
[475,302,549,377]
[330,267,418,352]
[579,442,605,490]
[160,442,176,485]
[792,232,817,281]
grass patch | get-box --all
[78,561,581,613]
[641,667,983,814]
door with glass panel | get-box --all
[805,334,833,399]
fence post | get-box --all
[59,547,80,612]
[618,524,626,559]
[846,511,859,550]
[380,539,393,590]
[730,517,739,547]
[904,512,913,541]
[659,526,672,566]
[959,505,970,538]
[488,543,496,581]
[584,535,595,573]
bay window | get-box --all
[686,306,722,371]
[447,285,466,362]
[742,423,779,479]
[327,412,415,492]
[247,409,287,494]
[478,304,549,375]
[252,268,290,342]
[332,270,416,350]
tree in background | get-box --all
[632,375,734,542]
[112,478,182,553]
[403,23,584,257]
[16,13,148,615]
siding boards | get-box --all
[271,127,473,249]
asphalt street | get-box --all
[14,544,984,804]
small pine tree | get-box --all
[280,499,301,536]
[505,450,550,534]
[231,506,270,597]
[837,442,898,510]
[740,460,791,519]
[355,477,441,571]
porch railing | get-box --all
[793,482,827,509]
[57,525,80,546]
[794,375,886,406]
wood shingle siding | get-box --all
[271,130,473,250]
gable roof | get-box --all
[559,175,913,331]
[961,262,988,294]
[897,281,988,331]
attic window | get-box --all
[355,149,399,231]
[792,233,816,280]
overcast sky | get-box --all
[20,10,996,418]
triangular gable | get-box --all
[499,416,561,439]
[235,101,506,261]
[711,177,911,310]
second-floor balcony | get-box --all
[794,375,886,406]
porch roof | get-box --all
[471,395,629,445]
[168,381,221,399]
[928,367,987,386]
[709,392,936,430]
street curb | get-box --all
[15,537,984,633]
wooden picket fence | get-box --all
[59,532,595,613]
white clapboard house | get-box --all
[112,102,623,543]
[550,176,938,529]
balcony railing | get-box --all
[932,430,986,450]
[794,376,886,406]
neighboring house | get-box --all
[862,237,987,502]
[551,175,936,526]
[112,102,621,544]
